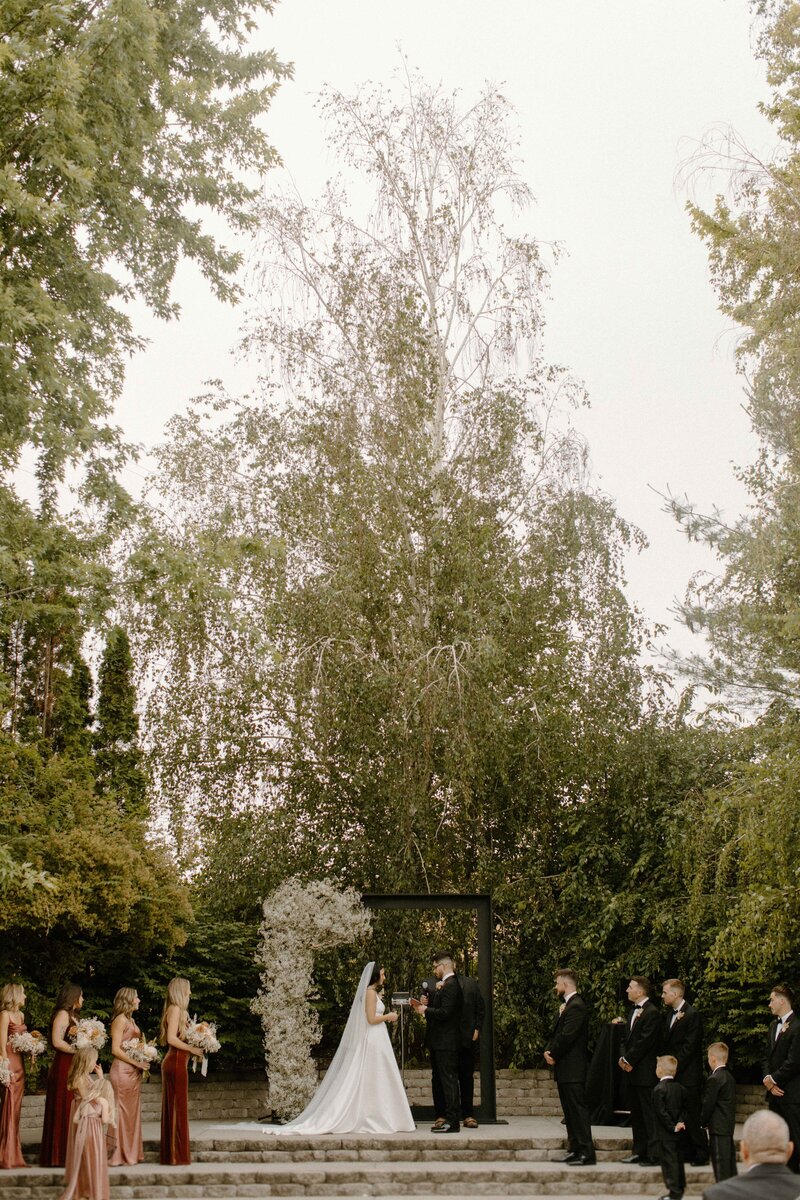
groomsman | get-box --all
[761,984,800,1173]
[618,975,661,1166]
[661,978,708,1165]
[544,969,595,1166]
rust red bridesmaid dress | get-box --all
[0,1018,27,1169]
[159,1047,190,1165]
[108,1019,144,1166]
[39,1044,73,1167]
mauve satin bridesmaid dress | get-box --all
[108,1020,144,1166]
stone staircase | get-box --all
[3,1129,717,1199]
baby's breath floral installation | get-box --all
[252,878,372,1120]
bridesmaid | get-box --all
[0,983,27,1169]
[158,978,202,1165]
[59,1047,112,1200]
[108,988,145,1166]
[40,983,83,1167]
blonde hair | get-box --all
[159,977,190,1045]
[0,984,24,1012]
[663,978,685,996]
[111,987,138,1022]
[68,1045,98,1092]
[657,1054,678,1073]
[708,1041,729,1062]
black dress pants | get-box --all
[630,1084,659,1161]
[457,1045,476,1119]
[657,1131,686,1199]
[709,1132,737,1182]
[770,1096,800,1173]
[430,1047,460,1130]
[557,1080,594,1158]
[682,1085,709,1163]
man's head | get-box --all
[707,1041,729,1070]
[769,985,793,1018]
[661,978,685,1009]
[656,1054,677,1080]
[626,975,651,1004]
[554,969,577,998]
[740,1109,792,1166]
[432,952,454,980]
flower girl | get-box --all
[59,1047,115,1200]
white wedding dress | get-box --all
[268,961,416,1135]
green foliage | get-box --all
[95,626,147,817]
[0,0,289,506]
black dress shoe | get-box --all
[637,1158,659,1166]
[554,1152,579,1163]
[620,1154,640,1163]
[567,1155,597,1166]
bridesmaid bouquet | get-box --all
[10,1029,47,1059]
[184,1016,221,1076]
[0,1057,10,1087]
[123,1037,160,1069]
[69,1018,108,1050]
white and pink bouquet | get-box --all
[0,1058,11,1088]
[184,1016,220,1076]
[122,1037,160,1069]
[69,1018,107,1051]
[10,1030,47,1060]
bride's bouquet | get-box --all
[69,1018,107,1051]
[0,1058,11,1088]
[123,1037,160,1081]
[10,1030,47,1060]
[184,1016,220,1076]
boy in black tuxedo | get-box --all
[701,1042,737,1182]
[653,1054,688,1200]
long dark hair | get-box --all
[368,965,383,988]
[51,982,82,1029]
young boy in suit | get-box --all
[701,1042,737,1182]
[654,1054,688,1200]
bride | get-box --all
[269,961,415,1135]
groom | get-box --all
[411,951,463,1133]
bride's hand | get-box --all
[385,1012,398,1024]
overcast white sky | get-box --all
[119,0,771,674]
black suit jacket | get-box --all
[661,1001,704,1088]
[653,1076,687,1136]
[762,1013,800,1103]
[702,1160,800,1199]
[620,999,661,1087]
[424,974,463,1052]
[700,1067,736,1135]
[545,993,590,1084]
[456,974,485,1050]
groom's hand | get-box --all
[409,998,427,1015]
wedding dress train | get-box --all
[268,961,416,1135]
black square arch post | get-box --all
[361,892,497,1123]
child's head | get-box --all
[707,1041,729,1069]
[656,1054,678,1079]
[67,1045,98,1091]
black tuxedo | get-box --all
[620,998,661,1162]
[701,1067,737,1182]
[453,974,484,1121]
[662,1001,708,1162]
[653,1076,687,1200]
[424,974,463,1130]
[762,1012,800,1172]
[703,1161,800,1199]
[545,993,594,1160]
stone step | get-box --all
[0,1159,715,1197]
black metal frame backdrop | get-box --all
[361,892,497,1123]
